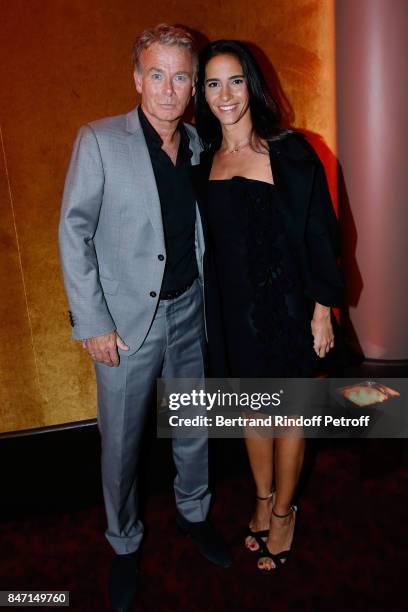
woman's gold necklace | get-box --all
[222,140,251,154]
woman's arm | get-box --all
[304,152,343,357]
[304,162,343,304]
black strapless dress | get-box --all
[205,176,319,378]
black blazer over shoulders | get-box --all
[192,131,343,309]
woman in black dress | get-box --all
[194,40,343,571]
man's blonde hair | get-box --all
[132,23,197,73]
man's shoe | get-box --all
[108,551,139,612]
[176,513,232,568]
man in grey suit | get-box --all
[59,23,231,611]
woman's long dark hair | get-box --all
[195,40,288,151]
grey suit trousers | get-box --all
[94,279,210,554]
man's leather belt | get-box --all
[159,278,197,300]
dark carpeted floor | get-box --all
[1,422,407,611]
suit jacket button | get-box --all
[150,291,157,298]
[158,254,165,261]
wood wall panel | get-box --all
[0,0,335,433]
[0,130,44,430]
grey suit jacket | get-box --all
[58,105,205,355]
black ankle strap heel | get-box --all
[258,503,299,573]
[271,504,297,518]
[245,489,276,554]
[256,490,275,501]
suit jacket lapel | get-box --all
[190,150,213,240]
[185,124,201,165]
[126,107,165,246]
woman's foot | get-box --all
[257,505,297,570]
[245,491,275,552]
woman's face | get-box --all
[204,53,250,127]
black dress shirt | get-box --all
[138,106,198,294]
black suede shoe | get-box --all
[176,513,232,568]
[108,551,139,612]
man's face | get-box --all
[134,43,195,126]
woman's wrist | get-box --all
[312,303,331,321]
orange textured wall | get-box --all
[0,0,336,433]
